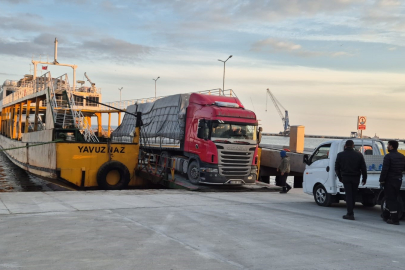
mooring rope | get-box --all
[0,140,63,152]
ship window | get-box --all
[86,96,99,107]
[6,90,13,96]
[74,95,84,106]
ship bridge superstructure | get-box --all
[0,38,124,143]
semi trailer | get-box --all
[112,90,259,185]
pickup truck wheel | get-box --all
[314,184,332,207]
[380,197,405,220]
[187,161,201,185]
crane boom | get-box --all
[84,72,95,86]
[266,88,290,135]
[266,89,284,119]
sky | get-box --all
[1,0,405,138]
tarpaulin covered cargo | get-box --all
[111,94,190,148]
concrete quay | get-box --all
[1,189,404,270]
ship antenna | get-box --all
[54,37,59,64]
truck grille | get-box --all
[218,149,253,177]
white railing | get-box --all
[2,72,102,107]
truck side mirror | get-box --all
[303,154,310,165]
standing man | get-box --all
[380,140,405,225]
[335,140,367,220]
[278,150,291,193]
[257,127,263,144]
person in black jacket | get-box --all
[379,140,405,225]
[335,140,367,220]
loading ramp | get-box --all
[137,168,281,192]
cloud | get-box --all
[77,38,152,62]
[0,13,47,32]
[139,0,367,42]
[359,0,405,33]
[0,34,152,63]
[251,38,353,58]
[252,38,301,52]
[0,38,45,58]
[101,0,127,11]
[390,87,405,93]
[376,0,402,7]
[0,72,17,76]
[331,51,353,57]
[234,0,366,21]
[58,0,90,4]
[0,0,29,3]
[0,11,152,63]
[388,47,397,51]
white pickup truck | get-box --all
[303,139,405,219]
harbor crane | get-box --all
[265,88,290,135]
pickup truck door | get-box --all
[304,143,332,193]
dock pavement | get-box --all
[0,188,404,270]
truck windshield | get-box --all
[211,123,257,140]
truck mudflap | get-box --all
[199,163,257,185]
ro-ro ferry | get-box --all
[0,38,143,189]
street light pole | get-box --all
[118,87,123,102]
[218,55,232,95]
[153,76,160,98]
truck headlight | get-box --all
[201,168,219,173]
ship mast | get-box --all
[32,38,77,91]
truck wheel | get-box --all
[313,184,332,207]
[380,197,405,220]
[187,161,200,185]
[97,160,130,190]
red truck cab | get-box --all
[183,93,258,185]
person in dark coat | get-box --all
[379,140,405,225]
[335,140,367,220]
[277,150,291,194]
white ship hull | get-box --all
[0,130,57,179]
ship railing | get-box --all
[73,86,101,94]
[100,88,238,111]
[2,72,53,106]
